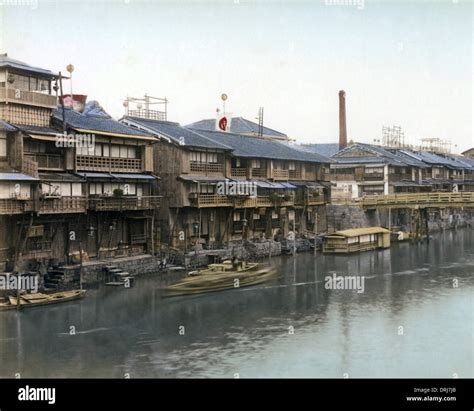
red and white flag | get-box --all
[215,113,232,132]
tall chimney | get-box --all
[339,90,347,150]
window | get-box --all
[365,167,384,174]
[199,184,214,194]
[0,134,6,157]
[111,145,120,158]
[103,145,110,157]
[289,162,296,171]
[77,145,89,156]
[11,74,30,91]
[119,146,128,158]
[233,212,241,222]
[127,146,137,159]
[94,144,102,157]
[252,159,261,169]
[253,213,260,220]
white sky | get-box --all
[1,0,473,152]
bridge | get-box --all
[359,192,474,209]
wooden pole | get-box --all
[79,241,83,290]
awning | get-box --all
[76,172,156,180]
[253,181,296,189]
[27,134,66,142]
[0,172,39,181]
[73,128,156,141]
[112,173,157,180]
[39,172,85,182]
[289,181,325,189]
[76,172,114,179]
[178,175,229,183]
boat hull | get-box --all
[0,290,86,311]
[163,268,277,297]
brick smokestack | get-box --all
[339,90,347,150]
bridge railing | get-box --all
[360,192,474,208]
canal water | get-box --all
[1,229,473,378]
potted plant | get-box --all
[113,188,124,197]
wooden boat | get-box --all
[163,262,277,297]
[188,260,259,276]
[0,289,86,311]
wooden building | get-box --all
[0,55,159,272]
[323,227,390,254]
[121,116,332,249]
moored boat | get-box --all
[163,262,277,297]
[0,290,86,311]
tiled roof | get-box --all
[297,143,341,157]
[13,124,61,135]
[0,120,17,131]
[53,108,152,137]
[400,150,467,169]
[189,129,332,163]
[0,54,57,78]
[186,117,287,138]
[122,117,232,150]
[0,172,39,181]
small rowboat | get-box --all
[0,290,86,311]
[162,262,277,297]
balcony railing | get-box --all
[0,87,58,109]
[39,196,87,214]
[332,173,356,181]
[88,196,160,211]
[363,173,384,181]
[189,194,295,208]
[304,171,316,181]
[0,198,34,215]
[189,161,225,175]
[231,168,247,178]
[22,241,52,260]
[251,168,266,178]
[189,194,233,208]
[273,169,289,180]
[21,157,39,178]
[289,170,302,180]
[130,233,147,244]
[76,155,143,172]
[25,153,63,170]
[234,195,295,208]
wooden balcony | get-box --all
[76,155,143,172]
[234,195,294,208]
[189,161,225,175]
[304,171,316,181]
[189,194,233,208]
[39,196,87,214]
[0,198,34,215]
[88,196,160,211]
[273,169,289,180]
[130,233,147,244]
[189,194,295,208]
[251,168,266,178]
[289,170,302,180]
[21,157,39,178]
[332,173,355,181]
[22,241,52,260]
[25,153,64,170]
[363,173,384,181]
[0,87,58,109]
[231,168,247,179]
[304,193,327,206]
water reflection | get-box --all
[0,229,473,378]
